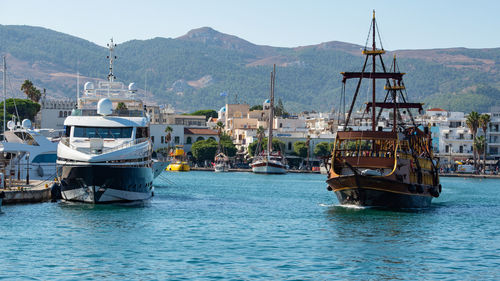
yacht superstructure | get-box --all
[57,39,155,203]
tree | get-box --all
[314,142,332,158]
[191,138,218,163]
[274,98,288,117]
[186,109,218,120]
[116,102,128,111]
[293,141,308,158]
[20,80,41,103]
[249,105,263,111]
[0,99,41,130]
[479,113,491,171]
[215,121,225,137]
[219,134,237,157]
[466,111,480,170]
[474,135,486,172]
[164,126,173,150]
[248,137,285,156]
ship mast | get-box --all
[267,64,276,156]
[371,10,376,131]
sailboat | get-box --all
[251,65,287,174]
[325,11,441,208]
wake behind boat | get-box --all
[57,39,156,203]
[325,12,441,208]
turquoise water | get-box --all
[1,172,499,280]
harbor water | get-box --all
[1,171,499,280]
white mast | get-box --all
[267,64,276,156]
[76,61,80,107]
[3,56,6,134]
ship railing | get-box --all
[70,109,144,117]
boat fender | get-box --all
[438,184,442,193]
[429,187,440,198]
[327,186,333,191]
[50,183,62,201]
[408,184,416,193]
[37,165,44,177]
[416,185,424,194]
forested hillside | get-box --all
[0,25,499,113]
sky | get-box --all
[1,0,500,50]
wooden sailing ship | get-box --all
[326,11,441,208]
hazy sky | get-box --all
[2,0,499,50]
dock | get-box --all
[1,180,54,204]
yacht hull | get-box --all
[251,161,287,174]
[327,174,435,209]
[59,165,154,203]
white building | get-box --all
[35,99,76,129]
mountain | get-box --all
[0,24,499,113]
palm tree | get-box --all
[479,114,491,172]
[254,126,265,156]
[20,80,41,102]
[215,121,225,154]
[215,121,225,138]
[164,126,173,151]
[466,111,480,170]
[474,136,486,172]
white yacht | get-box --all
[0,119,60,181]
[57,39,159,203]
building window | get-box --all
[175,136,180,144]
[186,137,192,144]
[64,111,68,117]
[288,142,292,150]
[445,145,449,153]
[151,136,155,143]
[209,137,216,141]
[161,136,164,143]
[196,136,204,142]
[59,111,63,117]
[459,146,463,153]
[279,123,283,128]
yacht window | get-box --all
[14,132,39,146]
[64,126,71,137]
[135,127,149,139]
[73,126,133,138]
[32,153,57,163]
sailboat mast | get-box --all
[371,10,377,131]
[3,56,6,134]
[267,64,276,155]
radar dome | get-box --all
[97,98,113,116]
[84,82,95,91]
[21,119,32,129]
[128,83,137,92]
[7,120,15,130]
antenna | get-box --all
[107,38,117,82]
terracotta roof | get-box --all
[184,128,218,135]
[427,108,447,112]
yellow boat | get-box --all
[166,145,190,171]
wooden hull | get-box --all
[327,174,438,208]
